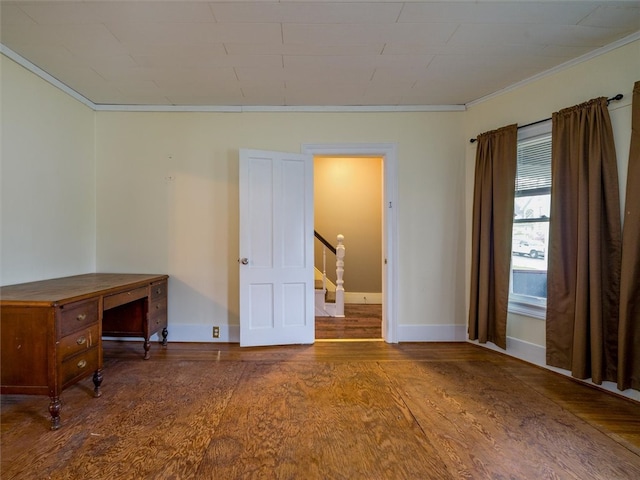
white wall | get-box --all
[463,39,640,400]
[0,56,95,285]
[95,111,466,342]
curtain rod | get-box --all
[469,94,624,143]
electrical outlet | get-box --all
[212,326,220,338]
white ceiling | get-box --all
[1,1,639,109]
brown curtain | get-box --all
[618,81,640,391]
[546,98,622,384]
[468,124,517,349]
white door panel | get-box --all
[239,149,314,347]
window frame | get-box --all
[508,120,552,320]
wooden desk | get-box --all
[0,273,168,429]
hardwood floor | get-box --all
[2,341,639,479]
[315,303,382,339]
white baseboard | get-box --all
[138,324,241,343]
[469,337,640,402]
[150,322,465,343]
[344,292,382,304]
[397,323,467,342]
[467,336,546,366]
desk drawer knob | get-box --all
[77,359,87,369]
[77,313,87,321]
[156,288,162,294]
[156,304,161,310]
[76,336,86,345]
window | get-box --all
[509,120,551,318]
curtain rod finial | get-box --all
[607,93,623,105]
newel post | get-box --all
[335,234,345,317]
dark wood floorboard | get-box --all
[2,341,639,479]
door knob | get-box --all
[239,258,249,265]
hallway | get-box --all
[315,303,381,340]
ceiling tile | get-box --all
[284,22,457,46]
[449,22,632,48]
[133,53,282,69]
[17,2,102,24]
[0,3,38,25]
[4,44,83,70]
[284,54,434,70]
[165,91,244,106]
[126,43,227,58]
[226,43,383,56]
[580,4,640,29]
[397,2,599,24]
[89,1,216,24]
[210,2,402,24]
[284,84,367,106]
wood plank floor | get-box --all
[315,303,382,339]
[2,341,639,479]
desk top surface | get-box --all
[0,273,168,306]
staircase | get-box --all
[314,233,345,317]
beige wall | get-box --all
[0,56,95,285]
[314,156,382,296]
[95,111,466,340]
[464,40,639,368]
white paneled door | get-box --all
[239,149,315,347]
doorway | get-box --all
[302,143,398,344]
[313,155,383,340]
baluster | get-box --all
[335,234,345,317]
[322,246,327,292]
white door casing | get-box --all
[302,143,398,343]
[239,149,315,347]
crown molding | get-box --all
[93,104,466,113]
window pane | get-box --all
[511,126,551,313]
[514,193,550,220]
[512,221,548,299]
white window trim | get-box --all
[509,293,547,319]
[508,119,551,320]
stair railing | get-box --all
[314,230,336,293]
[314,231,345,317]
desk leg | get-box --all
[93,369,103,397]
[49,397,61,430]
[161,327,168,346]
[143,338,151,360]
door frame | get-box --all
[302,143,398,343]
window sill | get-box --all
[508,296,546,320]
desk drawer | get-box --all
[150,280,167,301]
[60,347,98,388]
[149,296,167,332]
[60,299,99,337]
[104,286,148,310]
[59,324,99,361]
